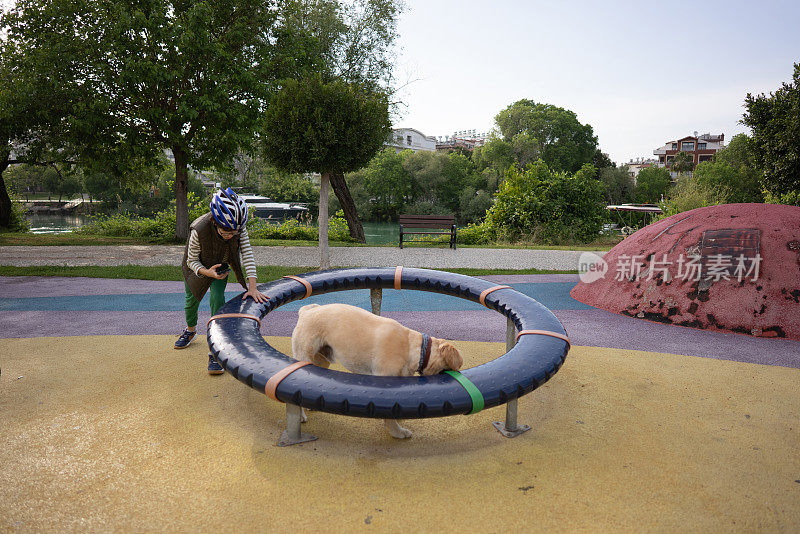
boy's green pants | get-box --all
[184,277,228,328]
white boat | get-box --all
[238,194,309,221]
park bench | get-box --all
[398,214,457,249]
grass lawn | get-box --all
[0,231,619,251]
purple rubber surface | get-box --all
[1,275,798,368]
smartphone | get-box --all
[216,263,230,276]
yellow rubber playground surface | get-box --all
[2,334,799,532]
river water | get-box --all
[24,214,399,245]
[25,213,90,234]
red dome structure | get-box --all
[571,203,800,340]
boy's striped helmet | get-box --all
[210,188,248,231]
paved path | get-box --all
[0,245,600,270]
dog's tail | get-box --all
[298,303,321,315]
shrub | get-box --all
[485,161,606,243]
[3,194,30,232]
[234,211,354,242]
[75,193,210,240]
[328,211,354,242]
[457,221,492,245]
[762,189,800,206]
[659,176,726,218]
[75,195,355,243]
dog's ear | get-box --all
[440,342,463,371]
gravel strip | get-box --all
[0,245,603,270]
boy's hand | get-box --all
[243,288,269,303]
[243,278,269,303]
[201,264,229,279]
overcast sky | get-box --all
[392,0,800,164]
[3,0,797,165]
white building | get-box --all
[624,158,659,183]
[386,128,437,153]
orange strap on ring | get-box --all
[283,275,312,299]
[394,266,403,290]
[515,329,571,348]
[479,285,511,307]
[207,313,262,328]
[265,361,312,401]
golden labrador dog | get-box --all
[291,303,463,438]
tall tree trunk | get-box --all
[0,160,11,228]
[173,146,189,241]
[329,171,366,243]
[318,172,331,269]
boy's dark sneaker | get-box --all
[208,353,224,375]
[174,329,196,349]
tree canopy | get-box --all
[262,77,391,175]
[261,76,391,267]
[2,0,278,238]
[272,0,401,92]
[634,166,672,203]
[494,100,598,174]
[267,0,402,242]
[599,166,635,205]
[0,0,107,227]
[671,151,695,175]
[743,63,800,203]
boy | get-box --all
[174,188,268,374]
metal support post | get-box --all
[277,403,317,447]
[370,287,382,316]
[492,316,531,438]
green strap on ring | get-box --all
[444,371,485,414]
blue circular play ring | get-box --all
[207,267,570,419]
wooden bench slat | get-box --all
[400,223,455,229]
[399,215,455,221]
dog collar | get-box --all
[417,333,431,375]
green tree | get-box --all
[672,151,695,175]
[634,167,672,203]
[592,149,615,171]
[261,77,391,268]
[458,188,493,223]
[743,63,800,203]
[269,0,403,242]
[0,1,98,228]
[474,137,514,173]
[715,133,758,169]
[441,153,480,216]
[599,166,635,205]
[693,161,762,203]
[99,0,277,239]
[401,150,446,211]
[473,137,514,194]
[399,150,479,218]
[700,133,762,202]
[362,149,412,221]
[494,100,598,173]
[3,0,279,238]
